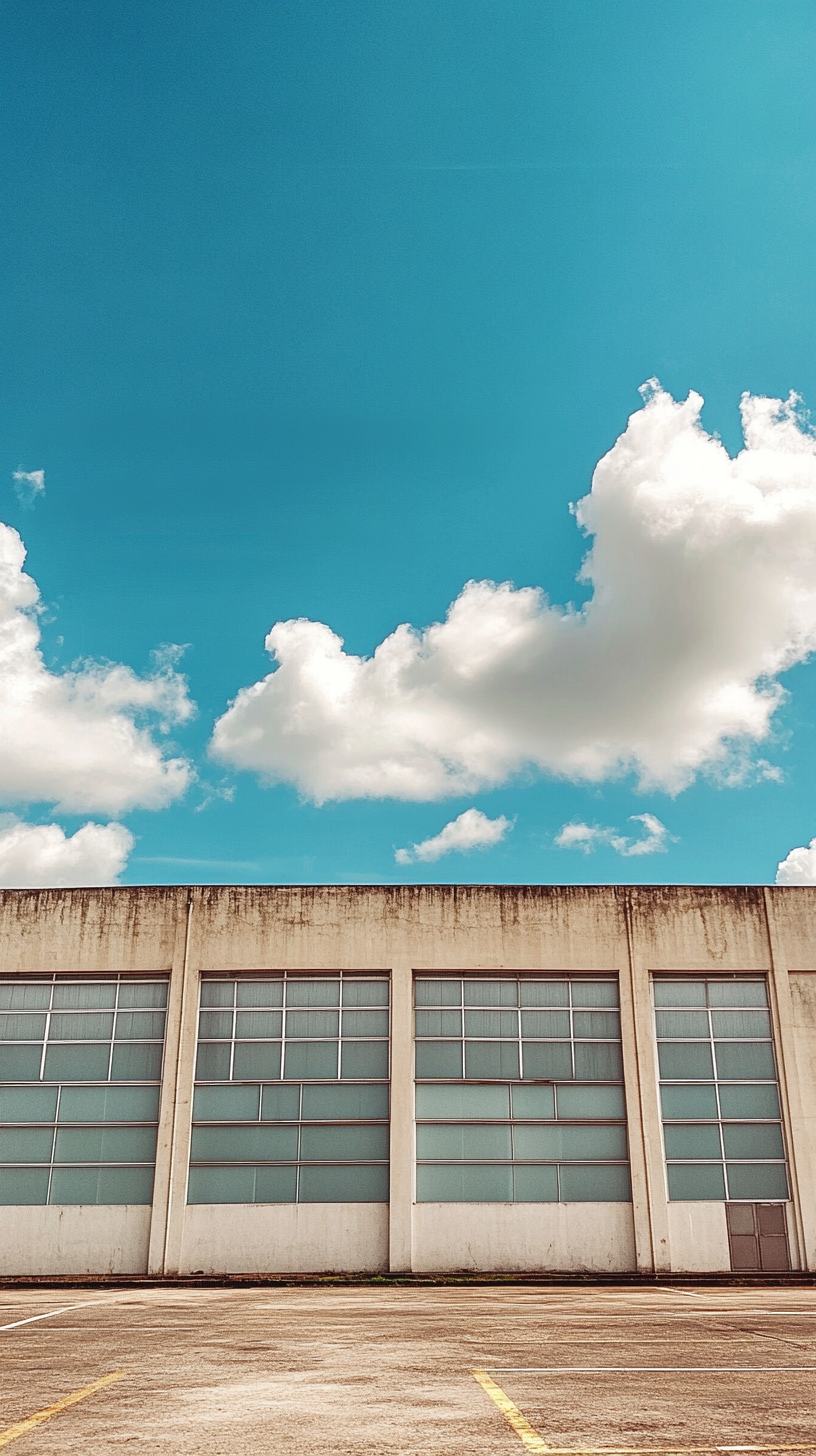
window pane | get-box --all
[571,982,619,1008]
[283,1042,338,1080]
[194,1084,260,1122]
[51,1165,154,1204]
[415,1010,462,1038]
[299,1163,389,1202]
[341,1010,389,1037]
[520,1010,570,1038]
[285,1010,339,1038]
[195,1043,230,1081]
[718,1083,780,1120]
[521,1041,572,1080]
[0,1046,42,1081]
[340,1041,389,1079]
[512,1164,559,1201]
[110,1043,163,1081]
[416,1123,512,1161]
[0,1167,49,1204]
[415,1041,463,1079]
[187,1165,256,1203]
[301,1083,388,1121]
[260,1084,302,1121]
[0,983,50,1010]
[0,1127,54,1162]
[663,1124,722,1159]
[115,1011,166,1040]
[560,1164,631,1201]
[52,983,116,1010]
[49,1166,100,1204]
[519,981,569,1007]
[708,980,767,1007]
[48,1012,113,1041]
[726,1162,789,1200]
[653,980,707,1007]
[714,1042,776,1080]
[415,1163,512,1202]
[234,1011,282,1040]
[555,1084,626,1119]
[655,1010,710,1039]
[510,1084,555,1120]
[722,1123,785,1159]
[117,982,168,1009]
[666,1162,726,1200]
[43,1044,110,1082]
[342,979,389,1007]
[54,1126,157,1163]
[198,1011,233,1039]
[514,1124,627,1161]
[464,1010,518,1038]
[464,980,517,1007]
[660,1084,718,1120]
[415,979,461,1007]
[657,1042,714,1080]
[573,1011,621,1039]
[465,1041,520,1080]
[190,1125,298,1162]
[299,1124,389,1161]
[253,1165,299,1202]
[285,980,340,1007]
[710,1010,771,1040]
[417,1083,510,1120]
[0,1086,58,1121]
[573,1042,623,1081]
[200,983,234,1008]
[58,1086,160,1122]
[0,1013,47,1041]
[232,1042,282,1081]
[236,981,283,1007]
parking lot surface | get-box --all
[0,1283,814,1453]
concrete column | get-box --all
[621,892,670,1272]
[150,887,202,1276]
[388,958,414,1272]
[763,889,815,1271]
[146,889,191,1275]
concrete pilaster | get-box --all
[388,959,414,1272]
[152,888,202,1275]
[621,892,670,1273]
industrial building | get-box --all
[0,884,814,1278]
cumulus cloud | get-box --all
[12,468,45,507]
[395,807,512,864]
[0,816,133,887]
[776,839,816,885]
[555,812,674,857]
[211,384,816,803]
[0,521,194,813]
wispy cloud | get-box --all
[396,808,512,864]
[12,468,45,507]
[776,838,816,885]
[555,813,675,857]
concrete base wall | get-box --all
[179,1203,389,1274]
[667,1202,730,1272]
[0,1205,151,1276]
[412,1202,637,1273]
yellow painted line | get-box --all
[0,1371,125,1449]
[473,1370,551,1452]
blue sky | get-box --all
[1,0,815,887]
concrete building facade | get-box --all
[0,884,814,1278]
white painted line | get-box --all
[485,1366,816,1373]
[657,1288,702,1297]
[0,1303,97,1331]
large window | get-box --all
[0,976,167,1205]
[414,976,630,1203]
[189,974,390,1204]
[654,976,789,1202]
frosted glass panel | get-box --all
[50,1165,154,1204]
[512,1164,559,1201]
[341,1041,389,1079]
[726,1162,789,1200]
[710,1010,771,1039]
[657,1042,714,1080]
[194,1084,260,1122]
[285,980,340,1007]
[464,980,517,1007]
[43,1044,110,1082]
[415,979,461,1007]
[187,1165,256,1203]
[341,1010,389,1037]
[721,1123,785,1159]
[0,1047,44,1081]
[58,1086,160,1123]
[298,1163,388,1202]
[231,1042,282,1081]
[519,981,569,1007]
[714,1042,776,1080]
[285,1010,339,1038]
[199,1011,233,1039]
[342,980,389,1007]
[260,1085,302,1121]
[0,1167,49,1204]
[114,1011,166,1040]
[283,1042,338,1080]
[0,1127,54,1162]
[510,1084,555,1120]
[417,1083,510,1120]
[0,1013,47,1040]
[655,1010,710,1038]
[0,984,50,1010]
[718,1083,779,1119]
[200,983,234,1008]
[300,1082,388,1120]
[118,982,168,1009]
[234,1011,282,1040]
[0,1086,58,1121]
[573,1011,621,1039]
[416,1123,512,1161]
[571,982,619,1007]
[415,1163,513,1202]
[110,1043,163,1081]
[573,1042,623,1080]
[464,1010,519,1037]
[465,1041,520,1080]
[666,1162,726,1200]
[52,983,116,1010]
[653,981,706,1007]
[415,1041,463,1079]
[521,1041,572,1080]
[253,1165,300,1202]
[415,1010,462,1037]
[520,1011,570,1038]
[190,1124,298,1162]
[236,981,283,1007]
[663,1124,721,1159]
[49,1013,113,1041]
[196,1043,231,1081]
[54,1126,157,1163]
[299,1124,389,1161]
[660,1084,718,1120]
[559,1164,631,1201]
[708,980,767,1007]
[514,1124,627,1161]
[555,1084,626,1119]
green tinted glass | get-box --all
[464,1010,518,1037]
[660,1084,718,1120]
[464,980,518,1007]
[464,1041,520,1080]
[117,982,168,1009]
[234,1011,283,1040]
[414,979,462,1007]
[341,980,389,1007]
[285,980,340,1007]
[714,1042,776,1080]
[194,1084,261,1121]
[301,1082,388,1121]
[725,1163,788,1200]
[0,1086,58,1121]
[559,1164,631,1201]
[663,1124,721,1159]
[666,1162,726,1200]
[340,1041,389,1079]
[512,1164,559,1201]
[341,1010,389,1037]
[52,983,116,1010]
[415,1041,463,1079]
[0,1167,49,1204]
[521,1041,572,1080]
[555,1084,626,1119]
[416,1123,512,1161]
[520,1010,570,1038]
[0,984,50,1010]
[415,1163,512,1203]
[0,1013,47,1041]
[655,1010,710,1038]
[43,1044,110,1082]
[718,1083,779,1119]
[299,1124,389,1161]
[200,983,234,1008]
[519,981,569,1007]
[722,1123,785,1159]
[571,982,618,1007]
[260,1084,302,1121]
[653,980,706,1007]
[708,980,767,1007]
[283,1041,337,1080]
[110,1043,163,1081]
[657,1042,714,1080]
[298,1163,388,1202]
[58,1086,160,1122]
[417,1083,510,1120]
[415,1009,462,1038]
[232,1042,282,1081]
[235,981,283,1007]
[0,1127,54,1162]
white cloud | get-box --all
[555,812,674,857]
[776,839,816,885]
[395,807,512,864]
[0,816,133,887]
[211,384,816,803]
[0,521,194,813]
[12,469,45,506]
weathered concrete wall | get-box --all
[666,1203,730,1273]
[412,1202,636,1273]
[0,1206,150,1276]
[179,1204,389,1274]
